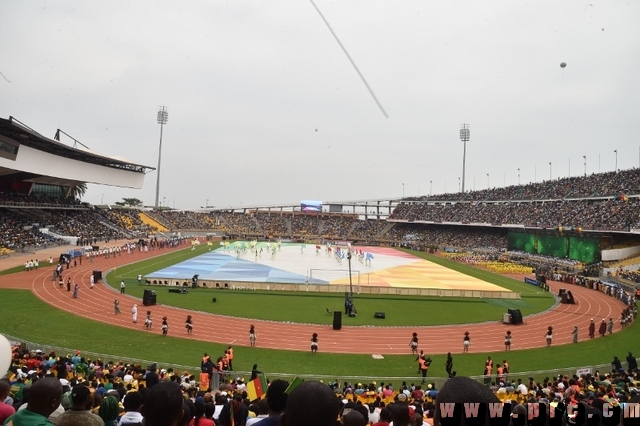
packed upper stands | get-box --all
[1,168,640,282]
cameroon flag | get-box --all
[247,373,267,401]
[284,376,304,396]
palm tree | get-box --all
[68,183,87,201]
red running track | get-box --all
[0,246,628,355]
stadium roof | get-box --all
[0,117,154,173]
[0,116,154,188]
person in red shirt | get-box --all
[411,385,424,401]
[382,385,393,398]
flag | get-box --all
[285,376,304,396]
[247,373,267,401]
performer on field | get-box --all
[463,331,470,353]
[504,331,512,351]
[410,332,419,355]
[162,316,169,336]
[186,315,193,334]
[145,310,153,329]
[545,326,553,347]
[249,324,256,346]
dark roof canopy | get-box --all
[0,116,154,174]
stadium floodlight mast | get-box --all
[583,155,587,176]
[346,248,353,298]
[459,124,470,193]
[614,150,617,172]
[429,180,432,196]
[155,106,169,208]
[517,168,520,185]
[549,162,552,181]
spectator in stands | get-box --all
[281,381,342,426]
[433,377,499,426]
[119,391,144,425]
[0,379,15,423]
[3,377,62,425]
[55,384,104,426]
[218,395,246,426]
[343,409,368,426]
[141,382,184,426]
[258,379,290,426]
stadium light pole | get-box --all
[517,168,520,185]
[458,177,461,193]
[583,155,587,176]
[155,106,169,208]
[614,150,617,172]
[460,124,470,193]
[486,173,489,189]
[347,249,353,298]
[549,162,552,181]
[429,180,432,196]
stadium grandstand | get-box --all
[1,118,639,426]
[0,117,639,292]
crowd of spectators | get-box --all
[3,167,640,267]
[0,210,65,253]
[150,210,220,231]
[349,220,388,242]
[254,213,290,237]
[384,224,508,252]
[389,198,640,232]
[3,345,640,426]
[617,269,640,284]
[408,168,640,202]
[0,191,86,207]
[103,210,156,237]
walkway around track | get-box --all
[0,245,628,355]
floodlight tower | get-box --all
[155,106,169,208]
[460,124,470,193]
[347,249,353,298]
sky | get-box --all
[2,1,639,210]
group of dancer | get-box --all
[318,243,375,267]
[247,323,319,354]
[141,310,169,335]
[410,324,613,355]
[115,301,193,337]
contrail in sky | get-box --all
[309,0,389,118]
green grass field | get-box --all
[1,288,637,382]
[1,245,637,382]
